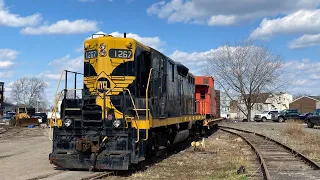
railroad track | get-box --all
[219,125,320,180]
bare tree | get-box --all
[56,90,81,101]
[203,40,285,121]
[293,93,311,100]
[10,77,48,109]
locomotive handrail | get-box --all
[146,68,153,122]
[49,70,65,141]
[49,88,84,140]
[123,88,139,119]
[143,68,153,141]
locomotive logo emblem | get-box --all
[95,76,116,94]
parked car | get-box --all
[5,112,15,118]
[254,110,279,122]
[271,109,300,122]
[1,115,12,121]
[306,109,320,128]
[298,112,312,120]
[35,112,48,124]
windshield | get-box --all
[280,110,287,114]
[262,111,269,114]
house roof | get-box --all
[291,96,320,103]
[310,96,320,101]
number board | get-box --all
[85,50,98,59]
[109,49,133,59]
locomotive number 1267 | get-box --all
[109,49,132,59]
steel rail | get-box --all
[219,128,271,180]
[219,125,320,170]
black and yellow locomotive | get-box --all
[49,33,210,170]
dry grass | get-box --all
[283,121,305,136]
[105,131,252,180]
[282,121,320,161]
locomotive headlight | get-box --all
[64,118,73,127]
[113,120,121,128]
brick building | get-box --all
[0,82,4,116]
[289,96,320,114]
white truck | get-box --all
[254,110,279,122]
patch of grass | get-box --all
[283,121,305,136]
[105,132,253,180]
[282,121,320,161]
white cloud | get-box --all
[0,48,18,61]
[283,59,320,94]
[289,34,320,49]
[208,15,237,26]
[251,9,320,39]
[48,55,83,72]
[38,72,62,81]
[0,61,14,68]
[0,71,13,78]
[147,0,320,26]
[38,55,83,81]
[0,0,41,27]
[168,47,229,75]
[169,47,320,95]
[0,48,18,69]
[87,31,165,50]
[20,19,99,35]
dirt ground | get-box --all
[0,126,259,180]
[105,130,260,180]
[222,121,320,163]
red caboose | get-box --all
[195,76,219,118]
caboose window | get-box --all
[200,91,205,99]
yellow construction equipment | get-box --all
[15,106,39,127]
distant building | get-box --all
[0,82,4,116]
[290,96,320,114]
[230,92,293,120]
[220,93,231,118]
[3,102,16,113]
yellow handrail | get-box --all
[135,128,140,143]
[124,88,139,120]
[49,88,84,141]
[49,71,65,141]
[143,68,153,141]
[146,68,153,122]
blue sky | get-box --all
[1,0,320,105]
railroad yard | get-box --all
[1,121,320,180]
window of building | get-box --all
[203,78,209,84]
[200,91,205,99]
[0,86,2,91]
